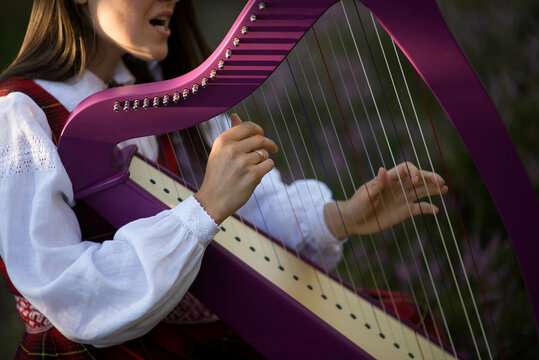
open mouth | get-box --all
[149,16,170,31]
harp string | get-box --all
[323,13,443,356]
[316,17,433,351]
[287,40,379,300]
[248,68,377,329]
[304,0,472,354]
[361,7,485,357]
[354,1,501,356]
[236,102,317,276]
[261,72,383,324]
[294,22,421,339]
[193,115,285,269]
[279,46,401,339]
[248,73,391,338]
[393,30,503,355]
[339,0,463,355]
[240,95,333,294]
[271,64,375,312]
[366,10,492,358]
[238,98,336,297]
[264,26,416,348]
[308,22,437,354]
[164,133,191,198]
[283,43,387,326]
[306,21,449,356]
[281,53,419,350]
[319,8,441,355]
[412,71,505,358]
[216,115,285,269]
[350,2,468,356]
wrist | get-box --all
[194,191,227,225]
[324,201,355,240]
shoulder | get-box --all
[0,91,51,140]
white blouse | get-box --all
[0,63,342,347]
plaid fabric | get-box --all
[0,76,68,145]
[366,288,447,344]
[1,77,264,359]
[163,292,218,324]
[15,322,264,360]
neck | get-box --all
[87,46,124,83]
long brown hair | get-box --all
[1,0,212,171]
[0,0,211,83]
[0,0,95,83]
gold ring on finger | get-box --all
[254,149,265,164]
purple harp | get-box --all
[57,0,538,358]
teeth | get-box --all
[150,16,168,27]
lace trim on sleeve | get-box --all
[0,135,56,180]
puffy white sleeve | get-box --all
[0,92,219,347]
[200,114,344,271]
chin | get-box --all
[134,47,169,63]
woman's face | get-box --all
[79,0,179,61]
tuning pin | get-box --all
[133,99,140,111]
[259,2,266,10]
[250,14,256,23]
[153,96,160,107]
[192,83,199,95]
[113,101,121,112]
[182,88,189,100]
[163,94,170,106]
[233,37,240,47]
[218,59,225,70]
[123,100,130,111]
[241,25,248,35]
[201,77,209,88]
[225,49,232,58]
[173,91,181,103]
[210,69,217,80]
[143,97,150,109]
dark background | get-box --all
[1,0,537,358]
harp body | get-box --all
[57,0,539,358]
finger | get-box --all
[251,158,275,179]
[250,149,269,164]
[357,167,386,207]
[389,162,418,183]
[240,134,279,153]
[415,170,445,187]
[407,183,449,200]
[224,121,264,141]
[230,113,242,127]
[411,202,439,216]
[371,167,388,194]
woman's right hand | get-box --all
[194,113,278,225]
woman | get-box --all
[0,0,447,358]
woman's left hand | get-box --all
[324,162,448,238]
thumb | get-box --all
[374,167,388,194]
[229,113,242,127]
